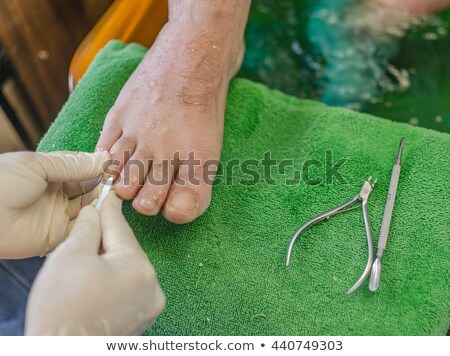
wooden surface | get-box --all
[0,104,25,152]
[69,0,167,89]
[0,0,113,128]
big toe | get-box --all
[163,190,203,224]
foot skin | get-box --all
[96,3,249,224]
[374,0,450,15]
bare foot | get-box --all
[96,1,250,223]
[350,1,417,38]
[375,0,450,15]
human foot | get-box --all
[96,1,250,224]
[374,0,450,15]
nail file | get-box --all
[95,177,114,211]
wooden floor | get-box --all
[0,0,113,153]
[0,109,25,153]
[0,78,41,153]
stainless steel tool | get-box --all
[369,138,405,292]
[95,176,114,211]
[286,176,378,295]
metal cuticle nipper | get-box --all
[286,176,378,294]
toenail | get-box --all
[139,197,157,211]
[130,176,138,186]
[170,192,197,212]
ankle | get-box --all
[167,0,249,78]
[159,21,245,82]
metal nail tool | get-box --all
[95,177,114,211]
[286,176,378,294]
[369,138,405,292]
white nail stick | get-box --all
[95,177,114,211]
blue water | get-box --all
[240,0,450,133]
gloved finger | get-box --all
[64,176,102,199]
[62,206,101,253]
[33,151,110,182]
[66,185,102,220]
[100,193,143,255]
[66,219,76,238]
[144,285,166,329]
[66,217,105,254]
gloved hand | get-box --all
[0,151,109,259]
[25,193,165,335]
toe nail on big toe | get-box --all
[170,192,197,212]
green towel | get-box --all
[38,41,450,336]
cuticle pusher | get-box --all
[95,176,114,211]
[369,138,405,292]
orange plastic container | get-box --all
[69,0,168,91]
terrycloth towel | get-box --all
[38,41,450,335]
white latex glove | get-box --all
[25,193,165,336]
[0,151,109,259]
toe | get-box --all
[132,156,174,216]
[115,148,151,200]
[162,152,218,224]
[107,135,136,181]
[163,190,200,224]
[96,119,122,153]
